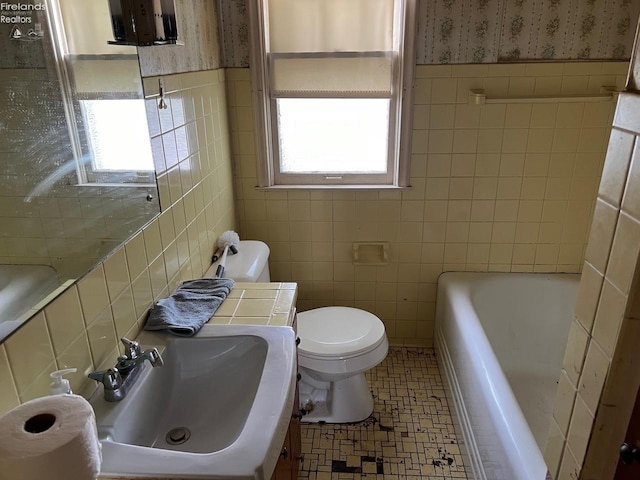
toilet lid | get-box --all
[297,307,386,358]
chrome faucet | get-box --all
[89,338,163,402]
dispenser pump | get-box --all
[49,368,77,395]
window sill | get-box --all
[74,183,156,188]
[256,184,412,191]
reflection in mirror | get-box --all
[0,0,161,340]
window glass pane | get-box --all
[277,98,389,174]
[81,99,154,171]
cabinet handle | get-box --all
[280,447,288,459]
[620,443,640,464]
[293,408,308,419]
[297,373,301,382]
[296,337,300,346]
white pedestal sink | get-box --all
[90,324,297,479]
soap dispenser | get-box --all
[49,368,77,395]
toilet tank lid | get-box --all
[205,240,270,282]
[296,307,386,357]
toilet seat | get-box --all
[297,307,386,360]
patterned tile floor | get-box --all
[297,348,469,480]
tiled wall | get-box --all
[0,69,236,417]
[228,62,626,346]
[543,92,640,479]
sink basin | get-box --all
[91,324,297,479]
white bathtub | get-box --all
[0,265,59,338]
[435,272,579,480]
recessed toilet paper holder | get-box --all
[353,242,389,265]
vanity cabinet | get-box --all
[272,314,301,480]
[272,383,301,480]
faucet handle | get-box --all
[121,337,142,359]
[88,368,122,390]
[145,347,164,367]
[104,368,122,389]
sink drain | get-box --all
[166,427,191,445]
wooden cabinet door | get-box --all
[289,382,302,479]
[615,385,640,480]
[271,383,302,480]
[272,317,301,480]
[272,428,292,480]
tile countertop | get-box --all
[98,281,298,480]
[210,282,298,327]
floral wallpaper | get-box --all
[219,0,640,67]
[138,0,222,77]
[416,0,505,63]
[219,0,250,68]
[495,0,638,62]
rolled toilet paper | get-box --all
[0,394,102,480]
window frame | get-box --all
[248,0,417,189]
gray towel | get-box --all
[145,278,235,336]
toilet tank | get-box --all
[205,240,271,282]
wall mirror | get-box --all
[0,0,161,341]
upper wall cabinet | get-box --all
[107,0,178,46]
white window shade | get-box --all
[271,56,393,96]
[268,0,397,97]
[268,0,395,53]
[70,59,142,95]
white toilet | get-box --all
[205,240,389,423]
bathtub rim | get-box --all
[436,326,485,480]
[0,264,60,342]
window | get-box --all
[47,0,155,186]
[249,0,417,188]
[79,99,154,184]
